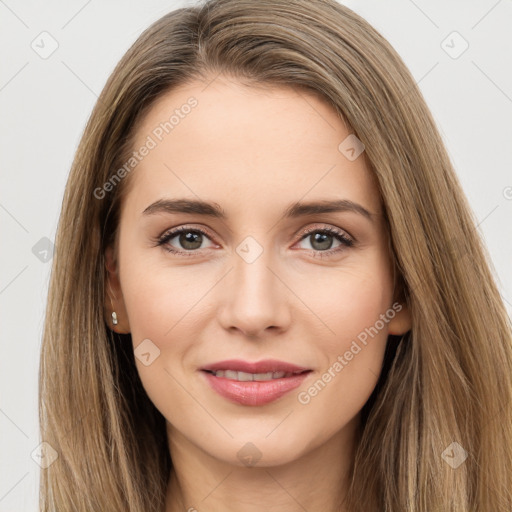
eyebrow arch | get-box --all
[142,198,375,221]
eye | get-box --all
[295,226,354,258]
[156,226,216,256]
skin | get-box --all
[105,75,411,512]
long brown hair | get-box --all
[39,0,512,510]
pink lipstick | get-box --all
[200,359,312,406]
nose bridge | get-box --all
[218,236,290,336]
[233,245,275,300]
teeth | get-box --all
[254,371,284,381]
[210,370,294,381]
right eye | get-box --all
[157,226,218,256]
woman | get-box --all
[39,0,512,510]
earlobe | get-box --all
[388,302,412,336]
[104,245,131,334]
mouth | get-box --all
[199,359,312,406]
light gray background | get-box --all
[1,1,511,510]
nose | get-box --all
[217,244,292,339]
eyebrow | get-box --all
[142,198,375,221]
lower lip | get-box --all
[201,370,311,406]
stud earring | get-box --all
[108,281,119,327]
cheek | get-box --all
[331,273,392,349]
[119,253,216,414]
[119,257,208,422]
[297,250,394,351]
[295,252,394,405]
[120,255,205,342]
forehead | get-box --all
[122,76,380,220]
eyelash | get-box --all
[155,225,354,259]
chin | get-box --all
[201,429,314,468]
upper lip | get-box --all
[201,359,311,374]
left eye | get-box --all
[296,228,354,254]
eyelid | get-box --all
[296,223,355,243]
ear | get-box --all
[386,262,412,336]
[104,245,131,334]
[387,296,412,336]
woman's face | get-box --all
[106,75,411,467]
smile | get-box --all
[200,364,312,406]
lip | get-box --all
[201,359,310,374]
[200,359,312,406]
